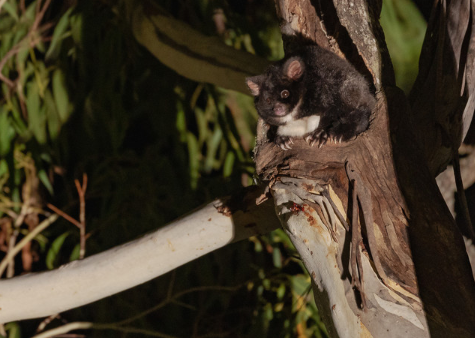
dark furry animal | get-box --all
[246,45,375,149]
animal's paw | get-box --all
[275,135,294,150]
[326,132,344,145]
[304,130,328,148]
[305,129,344,148]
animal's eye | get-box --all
[281,90,290,98]
[266,98,271,104]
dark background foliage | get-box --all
[0,0,425,337]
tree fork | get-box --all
[254,0,475,337]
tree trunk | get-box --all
[254,1,475,337]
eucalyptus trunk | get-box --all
[254,1,475,337]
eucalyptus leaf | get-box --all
[38,168,53,194]
[276,283,286,300]
[46,232,70,270]
[0,108,15,156]
[186,132,200,189]
[44,89,61,140]
[46,7,74,60]
[70,12,83,45]
[204,127,222,173]
[290,274,310,297]
[33,233,48,252]
[16,47,29,67]
[223,151,234,177]
[2,1,19,21]
[0,32,14,57]
[7,96,28,136]
[264,303,273,320]
[4,322,21,338]
[11,26,27,46]
[24,1,38,22]
[272,246,282,268]
[52,68,71,122]
[195,107,207,145]
[70,243,81,262]
[0,160,8,178]
[26,81,47,144]
[175,104,187,141]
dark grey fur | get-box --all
[246,45,376,148]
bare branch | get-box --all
[128,2,269,94]
[47,203,81,229]
[0,187,279,323]
[75,174,87,259]
[0,214,58,277]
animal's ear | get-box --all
[284,57,304,80]
[246,75,264,96]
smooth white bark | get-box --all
[272,178,428,338]
[0,193,279,323]
[130,2,269,94]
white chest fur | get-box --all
[277,115,321,137]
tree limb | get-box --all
[0,186,279,323]
[128,1,269,94]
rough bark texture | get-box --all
[437,145,475,215]
[255,0,475,337]
[410,0,475,176]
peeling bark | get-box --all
[254,0,475,337]
[410,0,475,175]
[437,145,475,215]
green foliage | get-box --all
[0,0,323,337]
[46,231,70,270]
[380,0,426,93]
[4,322,20,338]
[0,107,15,156]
